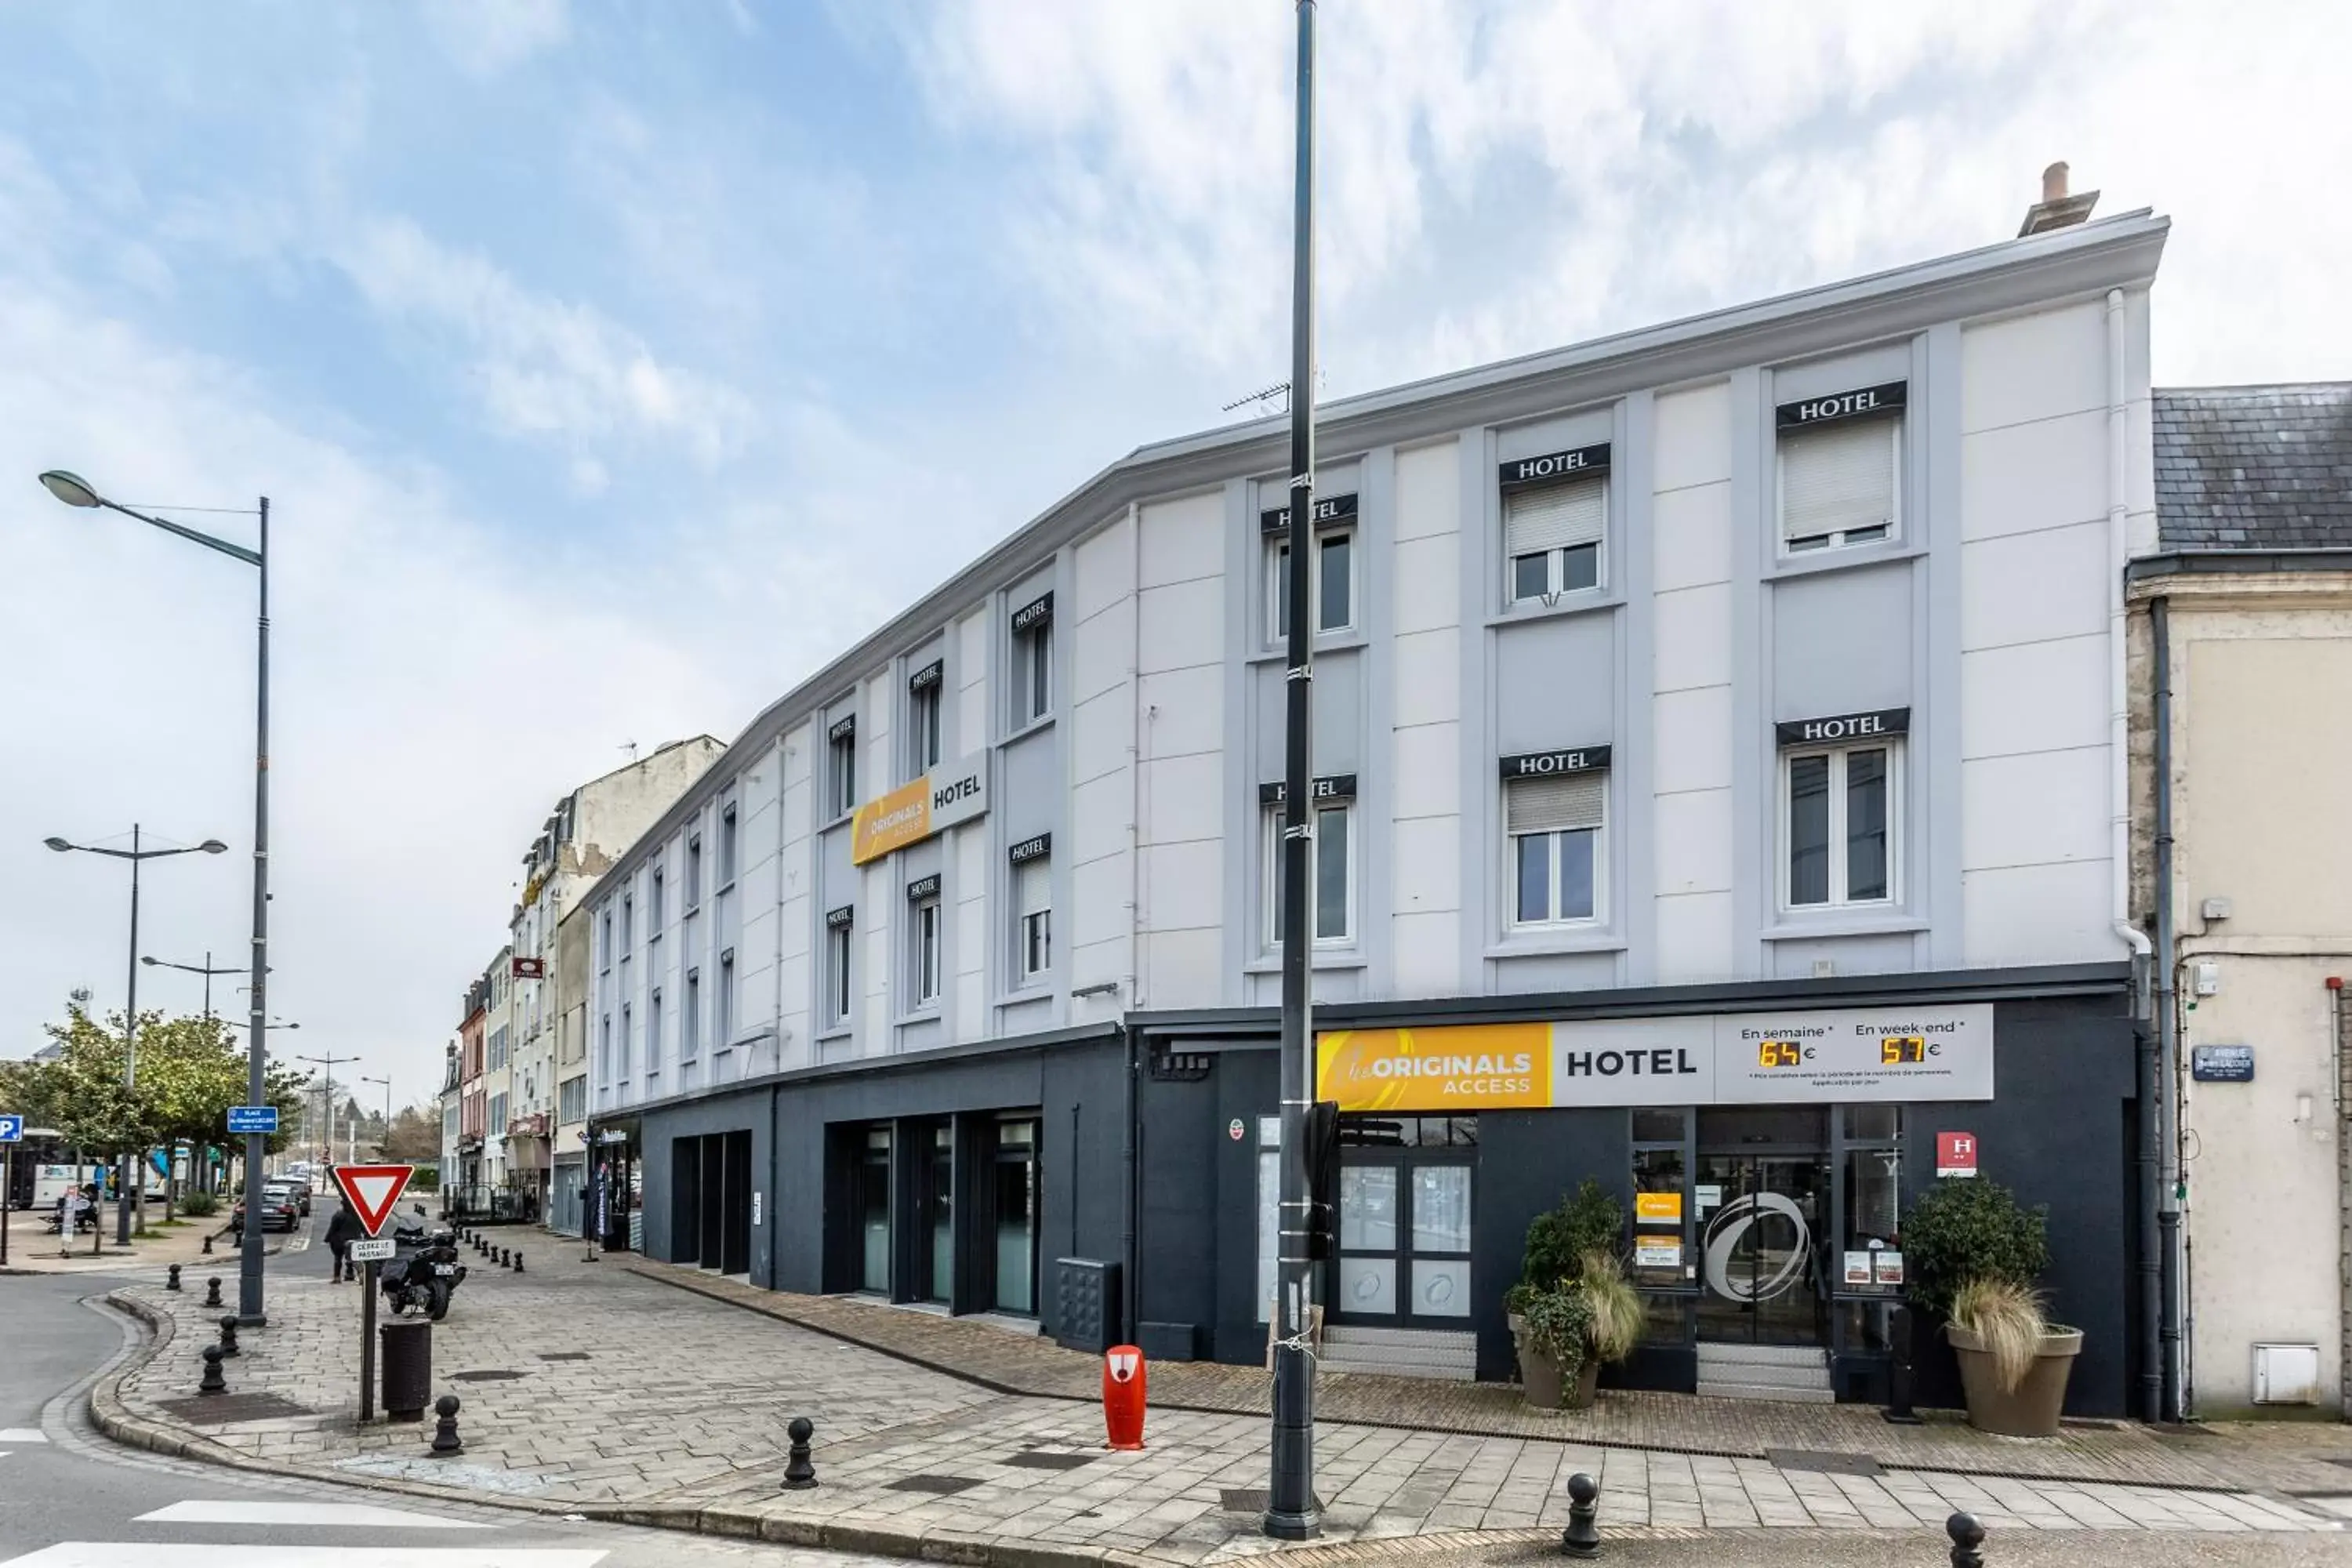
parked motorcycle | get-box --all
[379,1225,466,1320]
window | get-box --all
[1784,742,1896,908]
[909,663,943,771]
[620,893,633,951]
[826,917,855,1026]
[683,970,700,1060]
[719,804,737,886]
[559,1075,586,1125]
[684,835,702,909]
[489,1092,508,1133]
[1270,528,1354,641]
[648,866,664,938]
[1508,771,1605,925]
[718,949,735,1046]
[1014,616,1052,726]
[619,1004,633,1078]
[911,895,942,1006]
[1505,475,1605,604]
[1779,416,1900,553]
[1266,801,1354,945]
[600,912,612,972]
[646,988,662,1073]
[1014,855,1051,982]
[828,717,858,818]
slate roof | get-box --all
[2153,383,2352,550]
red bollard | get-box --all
[1102,1345,1146,1451]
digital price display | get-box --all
[1880,1035,1929,1064]
[1757,1040,1804,1069]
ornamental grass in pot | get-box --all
[1508,1182,1643,1410]
[1903,1178,2081,1436]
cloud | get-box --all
[328,214,754,469]
[423,0,570,78]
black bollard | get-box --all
[782,1416,816,1489]
[199,1345,227,1396]
[167,1264,183,1293]
[497,1246,509,1269]
[1560,1472,1599,1559]
[217,1316,241,1358]
[1947,1513,1985,1568]
[201,1232,214,1254]
[204,1276,223,1308]
[430,1394,464,1457]
[510,1249,523,1273]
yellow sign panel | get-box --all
[851,777,931,865]
[1315,1024,1552,1112]
[1635,1191,1682,1226]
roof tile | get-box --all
[2154,384,2352,550]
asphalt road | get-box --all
[0,1203,879,1568]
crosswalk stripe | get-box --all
[136,1502,491,1529]
[0,1429,46,1443]
[1,1550,604,1567]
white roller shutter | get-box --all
[1779,418,1897,541]
[1504,476,1606,556]
[1507,771,1606,834]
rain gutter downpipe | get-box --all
[2151,593,2183,1421]
[2106,285,2160,1425]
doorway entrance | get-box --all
[1331,1116,1476,1327]
[1695,1109,1828,1346]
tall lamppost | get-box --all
[298,1051,356,1173]
[141,952,256,1021]
[44,827,229,1245]
[362,1074,393,1160]
[39,468,271,1322]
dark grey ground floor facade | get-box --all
[590,964,2147,1417]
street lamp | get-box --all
[361,1075,393,1160]
[40,468,272,1324]
[297,1051,356,1174]
[141,953,261,1021]
[45,828,229,1247]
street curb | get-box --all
[85,1288,1194,1567]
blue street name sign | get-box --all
[226,1105,279,1134]
[0,1115,22,1143]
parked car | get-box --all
[234,1187,301,1232]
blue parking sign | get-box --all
[0,1115,21,1143]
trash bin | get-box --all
[381,1319,432,1421]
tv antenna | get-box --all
[1222,379,1290,415]
[618,740,640,764]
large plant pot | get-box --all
[1947,1323,2082,1437]
[1514,1334,1602,1410]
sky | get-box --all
[1,0,2347,1116]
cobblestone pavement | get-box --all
[96,1240,2352,1566]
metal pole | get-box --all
[119,824,140,1249]
[239,496,270,1327]
[3,1145,12,1266]
[1264,0,1320,1542]
[360,1258,378,1422]
[203,951,212,1022]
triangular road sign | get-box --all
[331,1164,415,1237]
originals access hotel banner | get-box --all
[1315,1005,1994,1113]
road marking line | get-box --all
[0,1549,604,1567]
[0,1429,45,1443]
[136,1501,492,1529]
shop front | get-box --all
[1264,975,2141,1412]
[823,1110,1043,1316]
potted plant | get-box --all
[1507,1183,1643,1410]
[1902,1178,2081,1436]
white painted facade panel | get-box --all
[1652,482,1733,592]
[1961,519,2111,650]
[1959,408,2108,542]
[1961,748,2111,872]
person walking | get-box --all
[325,1197,364,1283]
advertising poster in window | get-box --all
[1635,1191,1682,1227]
[1634,1233,1683,1269]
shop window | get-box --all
[1014,853,1051,983]
[1338,1116,1479,1148]
[923,1123,953,1304]
[1839,1106,1903,1301]
[1782,742,1898,908]
[1266,801,1354,946]
[1504,473,1604,604]
[1269,526,1355,641]
[858,1127,891,1294]
[827,716,858,818]
[910,895,942,1007]
[1507,771,1605,927]
[993,1119,1040,1315]
[1778,416,1900,554]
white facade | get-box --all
[590,213,2169,1120]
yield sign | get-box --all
[331,1164,415,1237]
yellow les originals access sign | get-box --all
[850,753,989,866]
[1316,1025,1552,1112]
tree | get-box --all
[138,1014,252,1216]
[383,1104,443,1163]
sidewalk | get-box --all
[89,1239,2352,1566]
[1,1211,257,1276]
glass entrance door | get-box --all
[1332,1116,1475,1327]
[1695,1150,1828,1345]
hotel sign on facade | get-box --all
[850,752,990,866]
[1316,1004,1994,1113]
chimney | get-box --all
[2018,160,2100,237]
